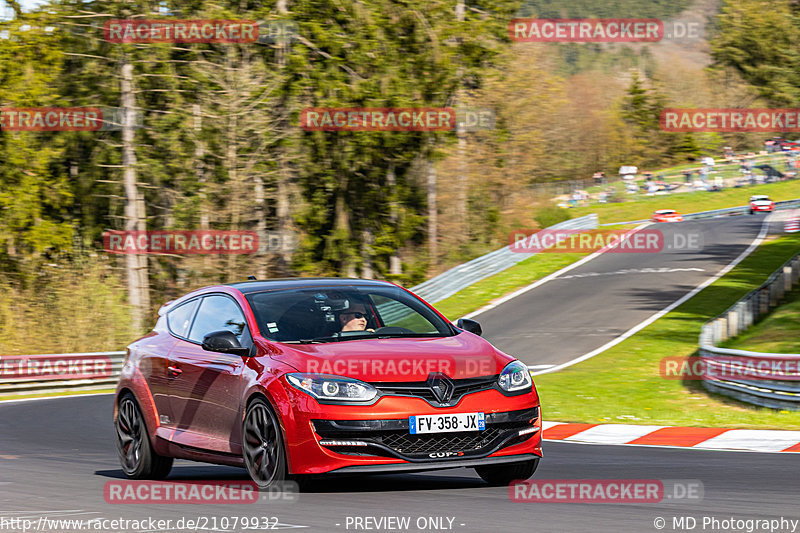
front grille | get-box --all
[373,375,498,407]
[313,407,538,461]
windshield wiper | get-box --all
[279,332,446,344]
[373,333,443,339]
[280,336,340,344]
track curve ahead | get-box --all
[479,215,774,368]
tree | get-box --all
[711,0,800,106]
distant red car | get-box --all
[749,195,775,214]
[114,278,542,488]
[652,209,684,223]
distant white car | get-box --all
[652,209,684,223]
[749,195,774,214]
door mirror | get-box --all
[456,318,482,336]
[202,330,250,356]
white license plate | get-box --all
[409,412,485,434]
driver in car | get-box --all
[339,302,375,332]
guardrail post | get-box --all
[744,298,754,329]
[738,301,748,331]
[785,266,793,293]
[759,287,769,315]
[727,311,738,338]
[793,257,800,284]
[770,278,780,307]
[717,317,728,342]
[776,272,786,301]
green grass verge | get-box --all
[533,233,800,429]
[0,388,114,403]
[722,286,800,354]
[569,179,800,224]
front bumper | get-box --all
[313,406,538,462]
[279,385,542,475]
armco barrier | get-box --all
[409,214,598,304]
[0,351,126,394]
[698,253,800,410]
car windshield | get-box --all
[751,196,769,201]
[245,285,455,343]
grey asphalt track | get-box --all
[478,214,775,367]
[0,395,798,533]
[1,213,797,533]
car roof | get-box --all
[227,277,397,294]
[655,209,676,214]
[750,195,770,200]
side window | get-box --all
[372,294,438,333]
[167,299,199,338]
[188,295,248,343]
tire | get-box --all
[115,393,173,480]
[475,458,539,486]
[242,398,288,489]
[750,209,755,215]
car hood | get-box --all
[267,332,515,382]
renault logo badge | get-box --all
[427,372,455,404]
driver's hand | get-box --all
[367,328,375,332]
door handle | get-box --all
[167,365,182,378]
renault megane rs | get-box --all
[114,278,542,488]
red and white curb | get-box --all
[543,422,800,453]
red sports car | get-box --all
[652,209,684,223]
[114,278,542,488]
[749,195,775,214]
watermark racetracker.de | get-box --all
[661,355,800,381]
[510,479,704,503]
[0,353,112,381]
[509,18,702,43]
[300,355,496,379]
[103,19,298,44]
[103,230,259,255]
[103,480,298,505]
[508,228,703,254]
[661,109,800,133]
[0,107,142,131]
[299,107,495,132]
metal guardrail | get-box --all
[699,253,800,410]
[409,214,598,304]
[0,351,125,394]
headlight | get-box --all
[498,361,532,393]
[286,373,377,402]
